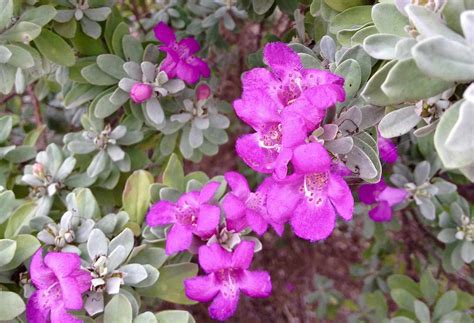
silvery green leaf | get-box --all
[464,83,474,103]
[104,294,132,322]
[0,64,15,95]
[163,79,185,94]
[75,219,95,243]
[14,68,25,94]
[194,116,211,129]
[382,59,453,103]
[334,59,361,100]
[170,113,192,124]
[363,34,401,60]
[97,211,129,236]
[159,187,182,202]
[107,245,128,271]
[414,300,430,323]
[85,291,104,316]
[109,228,134,256]
[186,179,203,192]
[432,179,457,195]
[75,9,83,21]
[97,54,127,80]
[145,98,165,125]
[459,164,474,182]
[81,17,101,39]
[445,101,474,151]
[346,145,377,180]
[413,120,438,137]
[5,45,34,69]
[64,172,96,188]
[134,311,157,323]
[121,264,148,285]
[116,153,131,172]
[0,115,12,143]
[394,38,416,59]
[412,36,474,82]
[109,87,129,106]
[84,7,111,21]
[68,140,97,154]
[214,6,227,19]
[204,128,228,145]
[460,240,473,263]
[437,228,457,243]
[372,3,409,37]
[338,45,372,85]
[202,14,218,28]
[461,11,474,45]
[379,106,420,138]
[119,78,136,92]
[123,61,142,80]
[320,35,336,62]
[223,12,235,30]
[56,156,76,180]
[21,174,42,186]
[141,61,156,83]
[87,150,109,178]
[55,9,74,23]
[87,228,109,258]
[0,291,25,320]
[159,132,178,156]
[418,197,436,220]
[0,46,11,63]
[199,140,219,156]
[414,161,430,185]
[0,239,16,267]
[133,264,159,288]
[117,131,144,146]
[325,137,354,154]
[405,5,465,42]
[107,144,125,162]
[122,35,143,63]
[110,125,127,140]
[189,126,203,149]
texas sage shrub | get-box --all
[0,0,472,322]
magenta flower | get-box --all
[234,94,308,179]
[239,42,345,130]
[377,131,398,164]
[146,182,221,255]
[154,22,210,84]
[184,241,272,321]
[266,143,354,241]
[222,171,284,236]
[26,249,91,323]
[358,179,407,222]
[130,82,153,103]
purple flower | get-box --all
[146,182,221,255]
[377,131,398,164]
[222,171,284,236]
[154,22,210,84]
[130,82,153,103]
[239,42,345,131]
[358,179,407,222]
[196,83,211,101]
[234,94,308,179]
[26,249,91,323]
[266,143,354,241]
[184,241,271,321]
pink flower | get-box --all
[222,171,284,236]
[238,42,345,131]
[154,22,210,84]
[196,83,211,101]
[377,131,398,164]
[146,182,221,255]
[358,179,407,222]
[130,82,153,103]
[234,94,308,179]
[26,249,91,323]
[184,241,271,321]
[266,143,354,241]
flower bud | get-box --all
[32,163,45,177]
[195,84,211,101]
[130,83,153,103]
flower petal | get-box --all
[378,134,398,164]
[59,277,84,310]
[26,291,50,323]
[273,147,292,180]
[222,193,246,220]
[208,289,240,321]
[238,270,272,298]
[146,201,177,227]
[236,133,278,174]
[263,42,302,76]
[199,181,220,203]
[302,69,344,87]
[327,173,353,221]
[196,204,220,237]
[50,303,82,323]
[165,223,193,255]
[176,60,200,84]
[231,240,254,270]
[266,175,301,224]
[368,201,393,222]
[241,68,278,94]
[358,181,386,205]
[281,111,308,148]
[224,171,250,198]
[153,22,176,45]
[233,94,281,131]
[159,54,178,78]
[29,249,56,290]
[44,252,80,278]
[199,243,232,273]
[292,143,331,175]
[290,198,336,241]
[378,186,407,206]
[246,209,269,236]
[184,273,220,302]
[178,37,200,55]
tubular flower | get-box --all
[222,171,284,236]
[154,22,210,84]
[146,182,221,255]
[358,179,407,222]
[26,249,91,323]
[266,143,354,241]
[377,130,398,164]
[184,241,272,321]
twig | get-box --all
[26,85,47,149]
[0,92,17,105]
[129,0,146,34]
